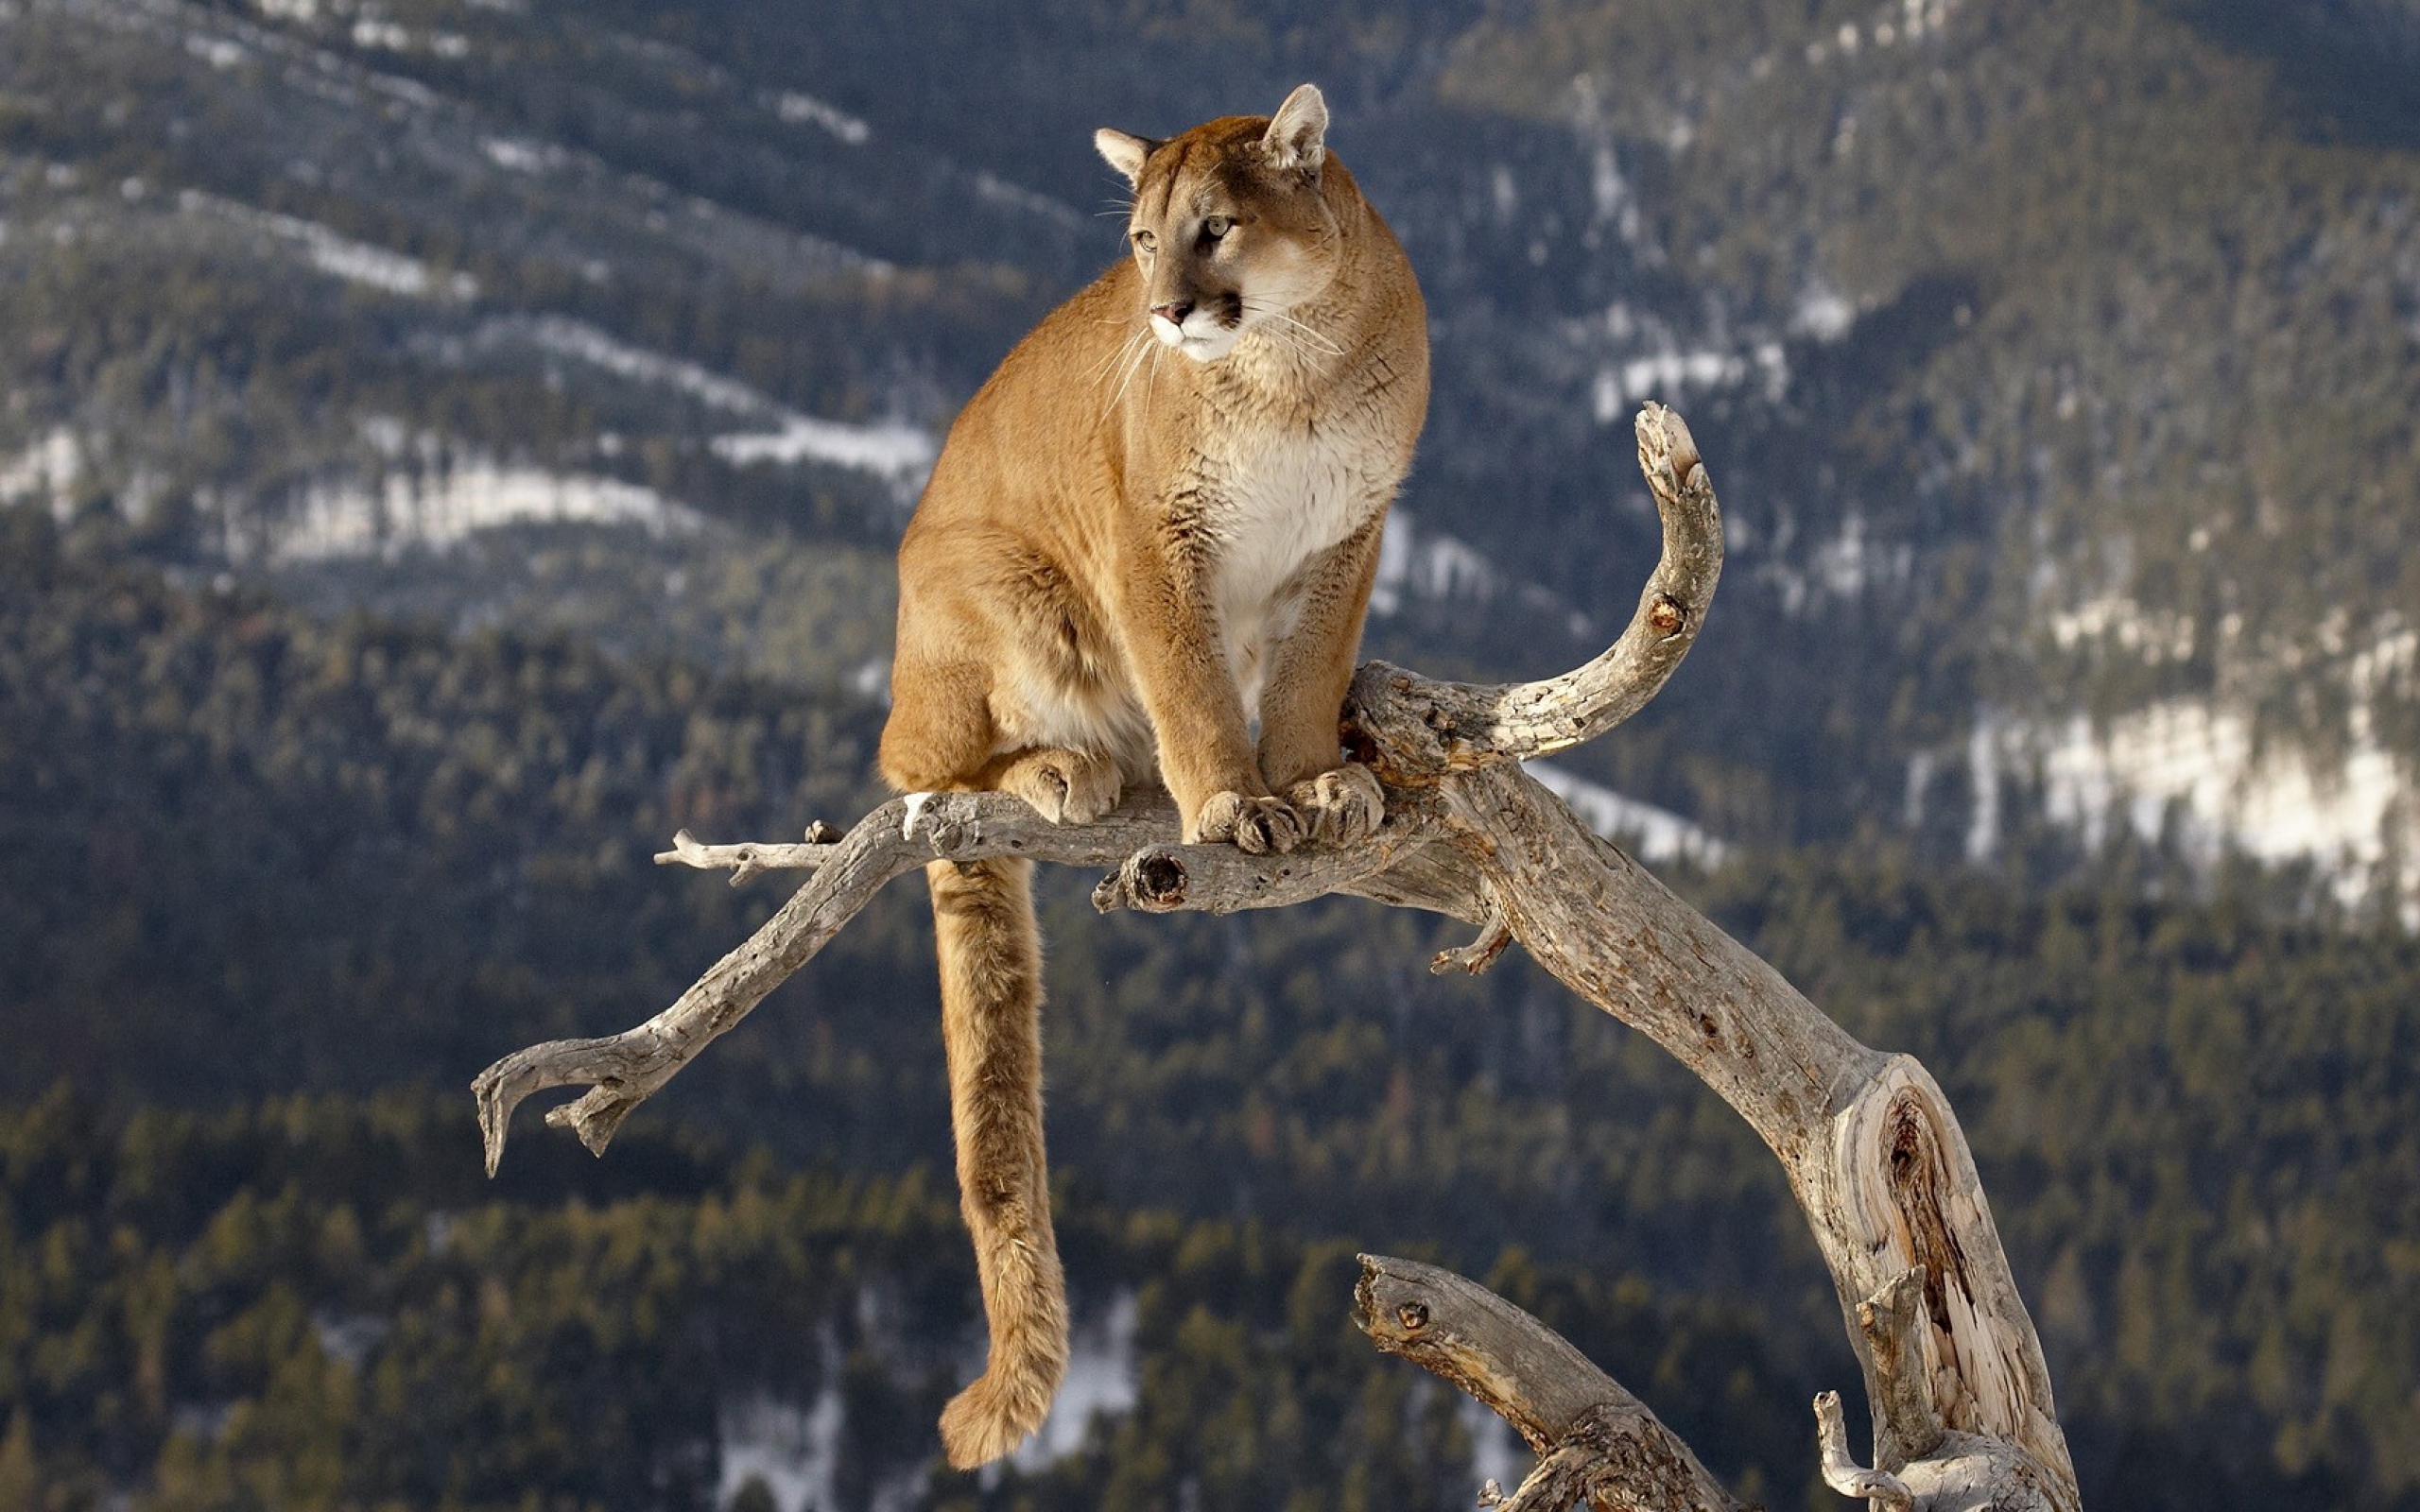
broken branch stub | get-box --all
[470,404,2079,1512]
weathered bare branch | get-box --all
[474,789,1473,1177]
[473,403,2081,1512]
[1346,404,1722,771]
[655,827,839,885]
[1356,1255,1739,1512]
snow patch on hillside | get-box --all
[1791,284,1856,341]
[514,317,935,485]
[1371,509,1498,614]
[249,461,702,563]
[973,171,1089,232]
[1972,632,2420,915]
[719,1384,842,1512]
[1460,1396,1530,1500]
[1011,1289,1140,1468]
[1528,761,1730,867]
[521,317,773,416]
[1592,343,1787,420]
[717,1291,1139,1510]
[711,418,935,480]
[772,90,871,145]
[0,428,83,520]
[182,191,478,300]
[2047,593,2198,664]
[481,136,563,174]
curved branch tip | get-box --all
[1816,1389,1916,1512]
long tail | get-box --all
[925,856,1068,1469]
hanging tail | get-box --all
[925,855,1068,1469]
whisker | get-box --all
[1103,332,1156,419]
[1264,310,1345,356]
[1088,329,1147,387]
[1240,298,1348,359]
[1259,326,1319,367]
[1084,331,1130,385]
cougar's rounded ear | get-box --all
[1261,83,1327,173]
[1095,129,1154,186]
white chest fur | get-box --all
[1200,420,1392,707]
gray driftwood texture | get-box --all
[475,404,2079,1511]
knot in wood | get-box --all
[803,819,840,843]
[1649,594,1687,635]
[1132,850,1188,907]
[927,818,970,853]
[1395,1300,1430,1332]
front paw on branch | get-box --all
[1288,763,1385,846]
[1190,790,1305,853]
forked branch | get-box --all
[472,404,2080,1512]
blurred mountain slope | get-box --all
[1447,0,2420,897]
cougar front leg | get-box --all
[1115,521,1303,854]
[1257,518,1388,846]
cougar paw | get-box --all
[1190,790,1304,854]
[1288,763,1386,846]
[999,748,1122,825]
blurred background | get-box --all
[3,0,2418,1506]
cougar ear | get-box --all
[1095,128,1154,186]
[1261,83,1327,172]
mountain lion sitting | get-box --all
[877,82,1427,1467]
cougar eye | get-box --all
[1202,215,1233,239]
[1132,229,1157,254]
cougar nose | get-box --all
[1150,301,1194,327]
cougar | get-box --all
[876,82,1427,1467]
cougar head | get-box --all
[1096,83,1340,362]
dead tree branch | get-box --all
[1357,1255,1739,1512]
[473,403,2081,1511]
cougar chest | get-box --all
[1201,419,1387,705]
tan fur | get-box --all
[877,83,1427,1468]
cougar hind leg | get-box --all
[988,746,1123,824]
[925,855,1068,1469]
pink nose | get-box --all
[1150,301,1194,326]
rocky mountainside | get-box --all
[3,0,2415,887]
